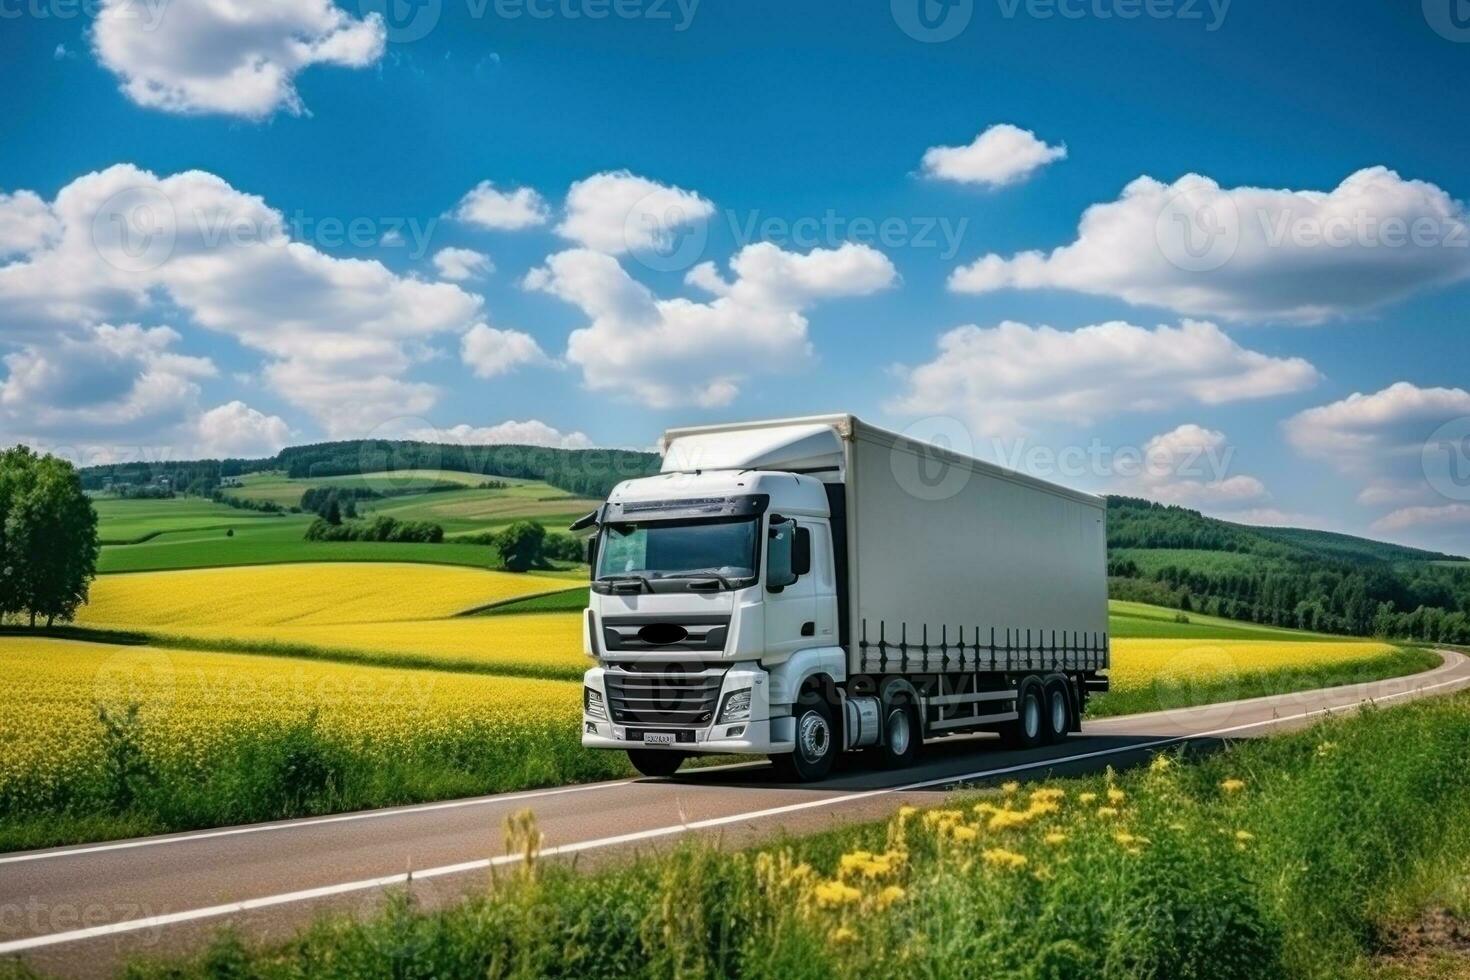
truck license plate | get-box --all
[643,732,676,745]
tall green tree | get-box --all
[0,449,99,627]
[495,520,547,573]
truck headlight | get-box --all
[584,687,606,719]
[717,688,752,723]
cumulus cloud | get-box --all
[415,419,594,450]
[527,241,896,408]
[1113,424,1269,511]
[91,0,385,119]
[460,323,549,378]
[889,319,1320,436]
[1372,503,1470,533]
[0,191,60,258]
[0,323,215,442]
[949,167,1470,322]
[0,164,485,437]
[557,171,714,255]
[921,124,1067,188]
[453,182,550,231]
[195,400,290,458]
[1284,381,1470,513]
[433,247,493,281]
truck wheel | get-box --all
[626,749,686,778]
[878,700,921,769]
[1044,682,1071,743]
[773,693,837,782]
[1000,680,1045,750]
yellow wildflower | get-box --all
[1235,830,1254,842]
[951,825,979,843]
[1095,806,1119,819]
[831,926,857,944]
[1107,787,1126,804]
[1078,792,1098,804]
[1001,780,1021,796]
[1149,754,1173,773]
[813,880,862,906]
[877,885,906,909]
[1030,787,1066,803]
[982,847,1028,870]
[1044,831,1068,846]
[1221,778,1246,793]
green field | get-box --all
[94,476,598,574]
[92,496,287,545]
[1107,599,1343,641]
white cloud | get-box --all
[921,124,1067,188]
[454,182,550,231]
[1227,508,1325,529]
[195,400,290,458]
[1372,504,1470,533]
[460,323,549,378]
[0,164,485,437]
[1284,381,1470,512]
[949,167,1470,322]
[1113,424,1269,511]
[91,0,385,119]
[0,191,60,258]
[557,171,714,255]
[889,319,1320,436]
[0,323,215,441]
[433,247,494,281]
[527,241,896,408]
[413,420,593,449]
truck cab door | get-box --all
[764,517,818,658]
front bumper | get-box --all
[582,662,794,755]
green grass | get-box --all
[110,691,1470,980]
[93,496,285,545]
[96,481,597,573]
[477,587,590,616]
[1089,645,1442,718]
[1106,599,1345,641]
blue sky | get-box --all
[2,0,1470,552]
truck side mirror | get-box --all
[766,519,797,592]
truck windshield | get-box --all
[596,517,759,583]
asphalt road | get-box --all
[4,649,1468,977]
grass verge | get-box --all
[1089,645,1442,718]
[109,690,1470,980]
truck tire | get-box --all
[1043,681,1071,743]
[999,679,1046,750]
[878,699,922,769]
[626,749,686,778]
[773,692,838,782]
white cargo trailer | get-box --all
[577,414,1109,781]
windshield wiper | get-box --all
[599,573,652,594]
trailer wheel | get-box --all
[1000,679,1046,750]
[878,699,922,769]
[773,692,838,782]
[1043,682,1071,743]
[626,750,686,778]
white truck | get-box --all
[575,415,1109,781]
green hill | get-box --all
[1107,496,1470,644]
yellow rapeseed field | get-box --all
[0,635,587,812]
[1107,638,1399,694]
[77,562,569,628]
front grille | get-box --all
[605,663,726,728]
[601,614,730,653]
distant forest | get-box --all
[1107,496,1470,644]
[78,440,661,499]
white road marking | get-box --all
[3,667,1465,957]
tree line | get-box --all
[0,448,99,627]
